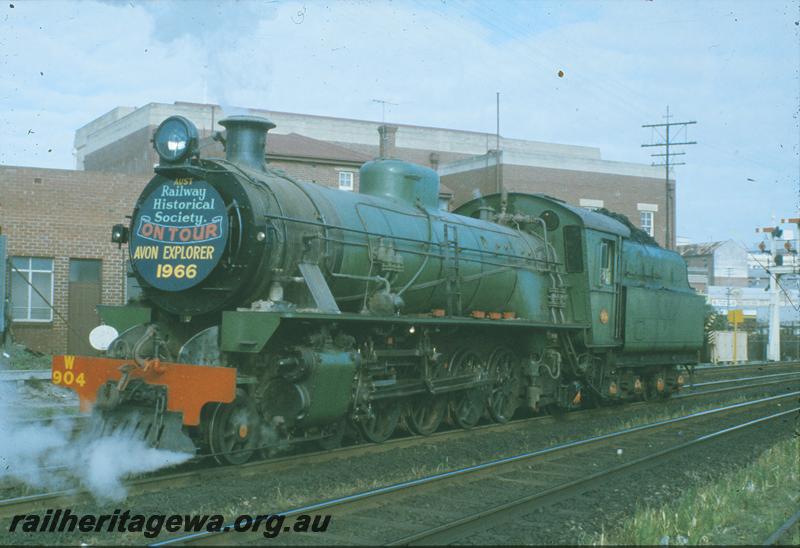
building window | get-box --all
[640,211,654,237]
[10,257,54,321]
[338,171,354,191]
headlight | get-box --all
[153,116,199,163]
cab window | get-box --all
[600,240,614,285]
[564,226,583,273]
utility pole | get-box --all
[641,106,697,249]
[496,91,500,151]
[496,91,502,198]
[725,267,733,311]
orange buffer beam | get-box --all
[51,355,236,426]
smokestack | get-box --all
[378,125,398,158]
[218,115,276,170]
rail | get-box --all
[151,391,799,545]
[763,509,800,546]
[0,369,50,382]
[1,367,798,521]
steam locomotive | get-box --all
[52,115,705,464]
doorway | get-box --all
[68,259,102,355]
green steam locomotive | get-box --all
[52,115,704,464]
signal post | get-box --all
[757,219,799,361]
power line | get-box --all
[738,239,798,312]
[641,106,697,250]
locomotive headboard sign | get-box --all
[130,178,229,291]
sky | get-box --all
[0,0,798,247]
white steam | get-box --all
[82,429,192,502]
[0,373,191,502]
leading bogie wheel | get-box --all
[207,391,261,465]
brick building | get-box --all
[677,240,749,293]
[0,166,147,354]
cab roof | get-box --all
[522,193,631,238]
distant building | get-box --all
[677,240,749,293]
[706,285,799,324]
[678,236,800,329]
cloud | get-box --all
[0,0,797,244]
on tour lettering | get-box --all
[138,220,219,243]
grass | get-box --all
[587,396,754,437]
[216,459,456,516]
[582,436,800,545]
[1,342,52,370]
[210,393,793,526]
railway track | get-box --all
[2,360,795,427]
[693,359,799,372]
[679,370,800,395]
[0,360,795,386]
[5,359,797,428]
[1,366,798,520]
[689,360,800,381]
[0,369,52,382]
[764,509,800,546]
[0,371,800,506]
[154,391,799,546]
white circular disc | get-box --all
[89,325,119,351]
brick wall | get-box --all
[267,160,361,192]
[85,125,217,175]
[329,142,473,169]
[440,163,501,206]
[83,126,157,175]
[0,166,149,353]
[199,138,362,191]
